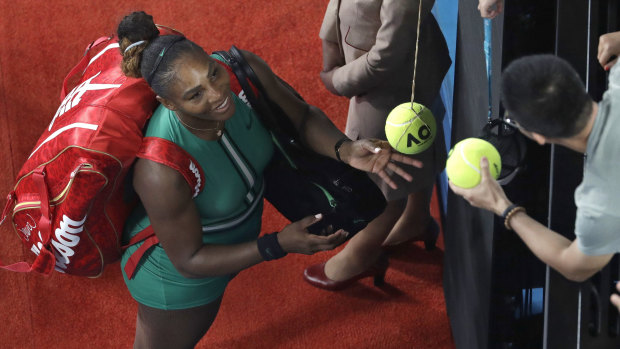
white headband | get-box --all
[124,40,146,54]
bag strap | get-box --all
[484,18,493,121]
[122,226,157,279]
[0,168,56,275]
[136,137,205,198]
[213,47,299,137]
[214,50,263,114]
[61,36,114,101]
[0,248,56,274]
[122,137,206,278]
[0,192,15,226]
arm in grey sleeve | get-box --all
[575,207,620,256]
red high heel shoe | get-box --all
[303,254,389,291]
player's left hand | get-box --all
[341,139,423,189]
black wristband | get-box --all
[257,232,287,261]
[501,203,519,220]
[334,137,351,162]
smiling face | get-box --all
[159,51,235,122]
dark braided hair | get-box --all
[117,11,204,97]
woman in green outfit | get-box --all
[117,11,421,348]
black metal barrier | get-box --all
[444,0,620,348]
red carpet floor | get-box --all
[0,0,454,348]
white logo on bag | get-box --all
[52,214,87,271]
[31,234,43,256]
[238,90,251,107]
[17,214,37,240]
[189,161,201,197]
[29,214,87,272]
[49,71,122,131]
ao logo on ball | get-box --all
[385,103,436,155]
[408,124,432,147]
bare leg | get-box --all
[324,199,406,281]
[382,185,434,246]
[133,296,223,349]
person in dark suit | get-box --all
[304,0,451,290]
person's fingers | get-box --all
[599,51,611,68]
[323,229,349,248]
[598,36,605,58]
[448,180,458,192]
[480,7,492,18]
[378,170,398,190]
[448,181,477,207]
[360,140,382,154]
[387,162,413,182]
[299,213,323,229]
[375,139,391,148]
[479,156,492,182]
[326,229,348,242]
[389,153,423,168]
[309,229,348,250]
[611,293,620,310]
[479,0,503,18]
[375,153,391,172]
[604,57,618,71]
[319,224,334,237]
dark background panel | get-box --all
[443,1,503,348]
[445,0,620,348]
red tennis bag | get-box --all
[0,29,204,277]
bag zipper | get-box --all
[311,182,337,209]
[13,163,92,212]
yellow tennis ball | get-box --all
[446,138,502,188]
[385,102,436,154]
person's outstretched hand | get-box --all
[448,156,511,215]
[478,0,504,19]
[598,31,620,70]
[342,139,423,190]
[277,214,349,255]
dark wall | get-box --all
[545,1,620,348]
[445,1,620,348]
[442,1,504,348]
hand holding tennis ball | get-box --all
[446,138,501,188]
[385,102,436,154]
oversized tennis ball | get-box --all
[446,138,502,188]
[385,102,436,154]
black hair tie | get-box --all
[146,35,186,85]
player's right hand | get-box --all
[277,214,349,255]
